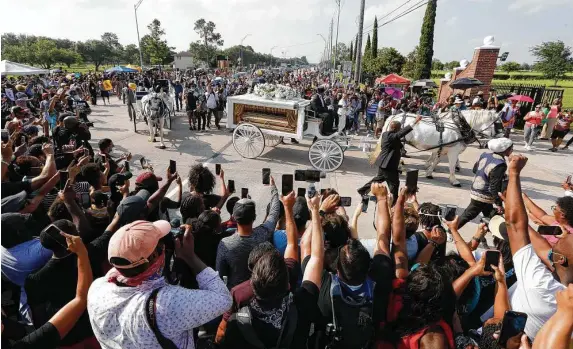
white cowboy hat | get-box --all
[488,215,508,240]
[454,97,463,104]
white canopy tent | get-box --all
[0,60,49,76]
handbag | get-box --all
[145,288,179,349]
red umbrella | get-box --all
[508,95,534,103]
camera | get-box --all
[325,323,343,348]
[294,169,325,183]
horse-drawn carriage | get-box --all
[133,79,176,149]
[227,93,351,172]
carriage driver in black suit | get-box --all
[358,115,423,206]
[310,86,334,134]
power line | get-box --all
[362,0,428,37]
[362,0,414,31]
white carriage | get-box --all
[227,94,350,172]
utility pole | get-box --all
[333,0,341,76]
[134,0,145,69]
[328,19,333,70]
[354,0,365,84]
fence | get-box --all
[491,83,564,128]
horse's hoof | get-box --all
[426,175,434,179]
[452,183,462,187]
[159,145,166,149]
[455,167,461,173]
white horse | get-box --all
[382,109,500,186]
[141,91,170,149]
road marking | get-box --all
[166,139,233,199]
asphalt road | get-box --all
[87,97,572,242]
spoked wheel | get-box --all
[233,123,265,159]
[265,134,283,147]
[308,139,344,172]
[336,134,351,152]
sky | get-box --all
[1,0,572,65]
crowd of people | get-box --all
[2,66,573,349]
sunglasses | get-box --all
[548,249,568,268]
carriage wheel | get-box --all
[233,123,265,159]
[308,139,344,172]
[265,134,283,147]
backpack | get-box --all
[326,274,375,349]
[228,302,298,349]
[145,288,178,349]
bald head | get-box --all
[390,121,402,132]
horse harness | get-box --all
[398,111,477,155]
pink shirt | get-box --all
[525,111,543,126]
[547,105,559,119]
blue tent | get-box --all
[104,65,138,73]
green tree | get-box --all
[499,61,521,73]
[372,16,378,58]
[530,40,573,86]
[190,19,224,66]
[57,49,82,68]
[350,40,354,62]
[334,42,350,62]
[141,19,173,65]
[77,39,110,71]
[431,58,444,71]
[443,60,459,70]
[123,44,140,64]
[363,34,372,71]
[101,32,123,64]
[520,62,531,71]
[401,46,419,78]
[32,39,60,68]
[414,0,437,79]
[365,47,406,75]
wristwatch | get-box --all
[319,210,326,217]
[428,240,439,248]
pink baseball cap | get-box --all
[108,220,171,269]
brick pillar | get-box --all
[470,47,500,99]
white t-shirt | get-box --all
[509,244,565,339]
[205,91,218,109]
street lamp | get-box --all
[270,46,278,67]
[240,34,252,70]
[333,0,341,75]
[134,0,145,69]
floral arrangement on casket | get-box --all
[253,83,298,100]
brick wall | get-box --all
[437,46,500,103]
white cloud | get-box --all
[508,0,572,14]
[445,16,458,26]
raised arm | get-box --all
[491,255,510,320]
[50,232,93,339]
[533,285,573,349]
[303,194,324,288]
[349,202,363,239]
[61,181,93,240]
[522,193,554,225]
[281,191,299,262]
[392,188,409,279]
[446,216,476,266]
[261,177,280,233]
[20,172,60,214]
[504,155,531,256]
[147,170,177,213]
[30,143,57,191]
[215,168,230,209]
[452,256,491,298]
[372,183,391,257]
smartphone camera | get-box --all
[361,195,369,213]
[294,169,322,183]
[262,168,271,185]
[340,197,352,207]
